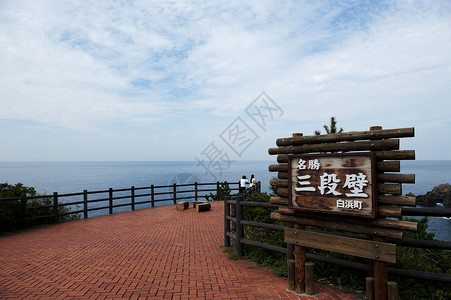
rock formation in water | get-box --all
[413,183,451,208]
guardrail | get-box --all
[1,181,239,225]
[224,196,451,283]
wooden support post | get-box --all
[224,196,231,248]
[294,224,306,294]
[151,185,155,207]
[287,259,295,291]
[387,281,398,300]
[216,181,220,201]
[83,190,88,219]
[195,182,198,202]
[53,192,59,223]
[373,237,388,300]
[131,186,135,211]
[236,195,244,256]
[366,277,374,300]
[305,262,315,295]
[173,183,177,205]
[109,188,113,215]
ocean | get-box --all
[0,160,450,241]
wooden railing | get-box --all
[1,181,239,224]
[224,198,451,283]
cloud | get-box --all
[0,0,450,160]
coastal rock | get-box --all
[415,184,451,208]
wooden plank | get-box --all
[276,128,414,146]
[273,213,403,239]
[285,228,396,263]
[378,206,402,218]
[269,139,399,155]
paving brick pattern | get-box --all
[0,202,363,299]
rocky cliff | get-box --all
[413,183,451,208]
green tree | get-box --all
[315,116,343,135]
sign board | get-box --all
[288,152,376,218]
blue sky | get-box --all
[0,0,450,161]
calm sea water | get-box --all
[0,160,450,240]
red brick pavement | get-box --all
[0,202,364,299]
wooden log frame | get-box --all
[268,126,416,300]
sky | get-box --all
[1,0,450,162]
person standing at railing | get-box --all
[249,174,257,189]
[239,175,249,194]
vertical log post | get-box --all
[109,188,113,215]
[373,236,388,300]
[83,190,88,219]
[224,195,231,248]
[387,281,398,300]
[195,182,198,202]
[216,181,220,201]
[173,183,177,205]
[53,192,59,223]
[235,194,244,256]
[151,185,155,207]
[287,259,295,291]
[305,262,315,295]
[366,277,375,300]
[131,186,135,211]
[294,224,306,294]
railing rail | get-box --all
[224,196,451,283]
[1,181,239,224]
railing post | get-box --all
[131,186,135,211]
[216,181,220,201]
[195,182,198,202]
[235,194,244,256]
[173,183,177,204]
[53,192,59,223]
[109,188,113,215]
[224,195,231,248]
[258,181,261,193]
[151,185,155,207]
[83,190,88,219]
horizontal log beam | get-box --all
[378,183,402,195]
[278,207,416,231]
[376,161,400,172]
[268,139,399,155]
[270,197,288,205]
[270,179,288,187]
[378,206,402,218]
[378,195,416,207]
[278,171,289,179]
[377,173,415,184]
[272,212,403,239]
[277,187,289,197]
[276,128,414,146]
[269,164,288,172]
[375,150,415,160]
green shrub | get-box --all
[0,183,80,233]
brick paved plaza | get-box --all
[0,202,363,299]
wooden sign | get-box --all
[288,152,376,218]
